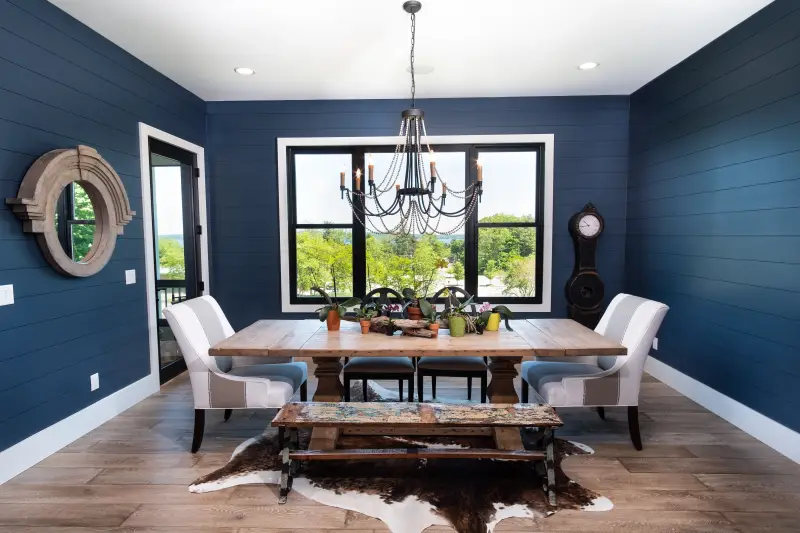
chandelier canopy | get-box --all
[339,1,483,236]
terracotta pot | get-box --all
[360,319,371,334]
[428,323,439,338]
[449,316,466,337]
[406,306,423,321]
[326,309,341,331]
[486,312,501,331]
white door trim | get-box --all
[138,123,210,384]
[277,133,554,314]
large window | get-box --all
[282,137,551,311]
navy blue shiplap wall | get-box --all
[0,0,205,451]
[627,0,800,432]
[206,97,629,329]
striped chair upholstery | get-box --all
[521,294,669,450]
[164,296,307,452]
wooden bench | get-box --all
[271,402,563,506]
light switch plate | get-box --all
[90,373,100,391]
[652,337,659,351]
[0,285,14,306]
[125,269,136,285]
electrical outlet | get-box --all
[0,285,13,306]
[90,373,100,391]
[652,337,659,351]
[125,269,136,285]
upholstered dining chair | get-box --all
[521,293,668,450]
[164,296,307,452]
[343,287,415,402]
[417,286,488,402]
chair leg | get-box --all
[431,376,437,399]
[467,376,473,401]
[223,409,232,421]
[628,406,643,450]
[408,376,414,402]
[521,378,529,403]
[597,406,605,420]
[399,379,404,401]
[344,377,351,402]
[191,409,205,453]
[417,372,424,402]
[480,374,487,403]
[362,379,368,400]
[300,380,308,401]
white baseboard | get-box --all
[0,374,158,484]
[645,356,800,464]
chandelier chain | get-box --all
[410,11,416,108]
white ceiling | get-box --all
[49,0,773,101]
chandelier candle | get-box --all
[337,0,483,236]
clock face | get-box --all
[577,214,602,238]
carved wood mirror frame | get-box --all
[5,146,135,277]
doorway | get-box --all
[148,138,203,384]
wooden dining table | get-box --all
[209,318,627,404]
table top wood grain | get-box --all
[272,402,563,428]
[208,318,626,358]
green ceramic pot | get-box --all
[449,315,466,337]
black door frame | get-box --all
[148,137,203,384]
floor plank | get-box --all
[122,504,348,528]
[0,503,138,527]
[722,512,800,532]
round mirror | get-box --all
[54,182,97,263]
[7,146,135,277]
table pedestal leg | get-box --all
[312,357,344,401]
[487,356,521,403]
[487,356,524,450]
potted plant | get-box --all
[355,302,378,334]
[312,286,360,331]
[402,288,424,321]
[479,304,514,332]
[419,298,439,337]
[385,317,397,336]
[441,295,475,338]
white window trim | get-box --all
[277,134,554,313]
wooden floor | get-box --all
[1,369,799,532]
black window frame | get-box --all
[55,183,96,261]
[286,142,546,306]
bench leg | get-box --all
[279,446,292,504]
[544,428,557,507]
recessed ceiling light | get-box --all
[234,67,255,76]
[578,62,599,70]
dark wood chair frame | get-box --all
[345,372,414,402]
[190,380,308,453]
[521,377,642,450]
[342,287,416,402]
[417,367,487,403]
[417,286,487,402]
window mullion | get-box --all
[464,145,479,298]
[352,148,366,299]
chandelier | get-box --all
[339,0,482,236]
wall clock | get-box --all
[566,203,605,328]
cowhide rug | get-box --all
[190,382,612,533]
